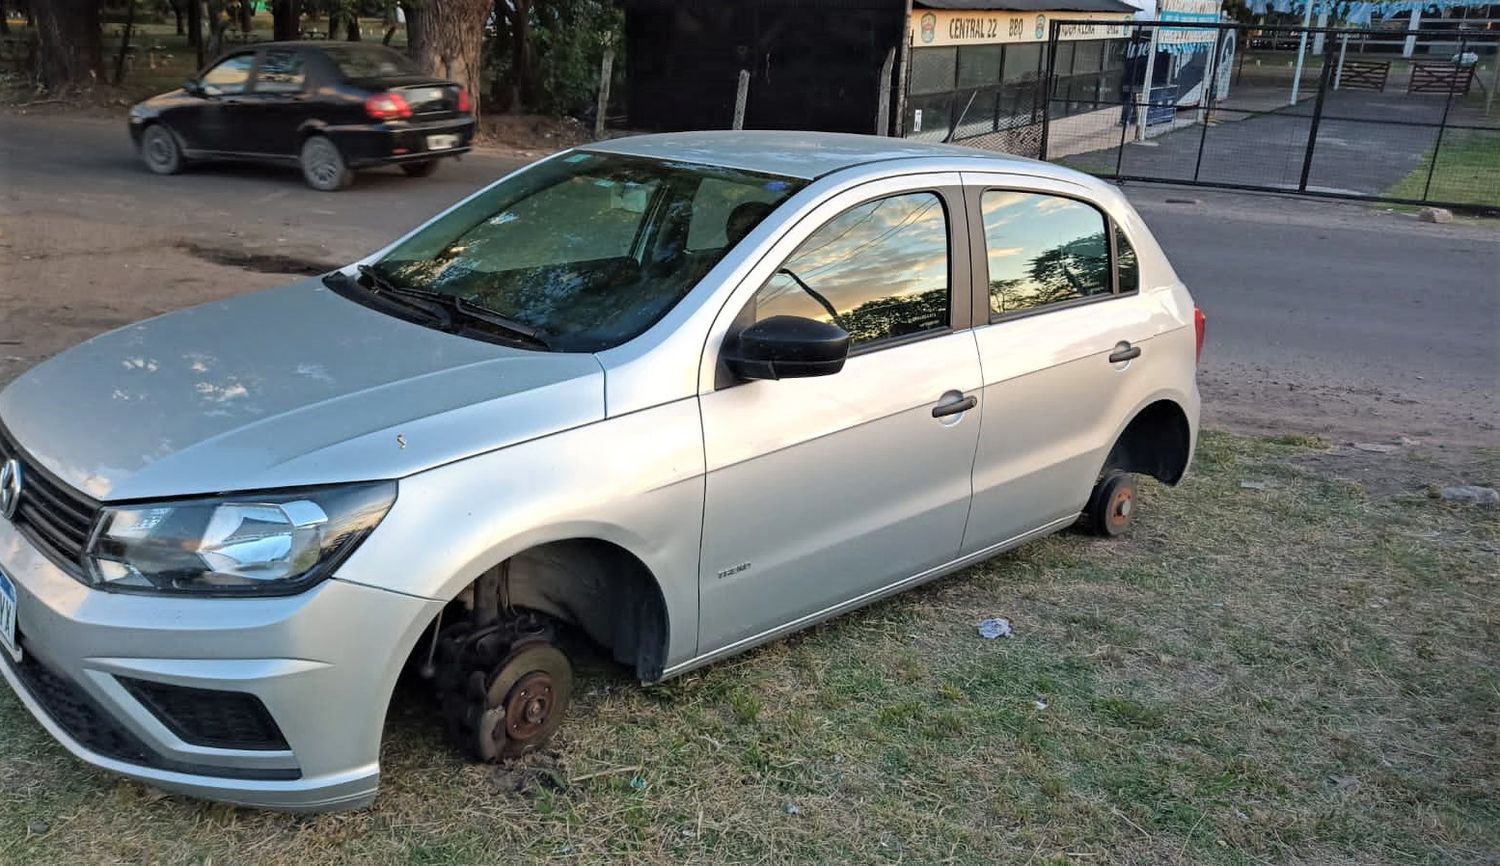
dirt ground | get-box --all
[0,213,330,389]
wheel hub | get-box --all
[436,624,574,764]
[503,672,556,741]
[1109,488,1133,527]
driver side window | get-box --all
[747,192,949,348]
[201,54,255,96]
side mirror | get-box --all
[183,79,203,96]
[724,315,850,381]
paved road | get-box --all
[1,113,1496,444]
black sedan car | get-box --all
[128,42,475,191]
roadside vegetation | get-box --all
[2,1,622,119]
[0,431,1494,865]
[1388,127,1500,208]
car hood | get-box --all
[0,279,604,501]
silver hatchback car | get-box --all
[0,132,1201,811]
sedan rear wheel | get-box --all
[299,135,353,192]
[140,124,184,175]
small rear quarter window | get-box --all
[1115,223,1139,295]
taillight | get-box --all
[1194,307,1206,364]
[456,87,472,113]
[364,92,412,120]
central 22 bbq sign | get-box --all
[915,9,1131,46]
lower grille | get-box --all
[9,645,151,765]
[120,678,289,751]
[3,640,300,781]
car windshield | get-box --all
[324,44,423,80]
[373,152,806,351]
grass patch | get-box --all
[0,431,1495,864]
[1386,126,1500,209]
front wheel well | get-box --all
[452,539,670,683]
[1102,399,1192,485]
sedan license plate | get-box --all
[0,567,19,662]
[426,134,459,151]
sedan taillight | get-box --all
[456,87,472,113]
[365,92,412,120]
[1194,307,1206,364]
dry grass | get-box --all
[0,431,1496,865]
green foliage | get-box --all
[487,0,624,116]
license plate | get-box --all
[426,134,459,151]
[0,567,19,662]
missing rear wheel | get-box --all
[1082,471,1138,537]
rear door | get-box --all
[959,175,1158,554]
[238,46,311,157]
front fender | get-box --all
[333,397,706,670]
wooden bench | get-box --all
[1336,59,1389,92]
[1408,61,1475,95]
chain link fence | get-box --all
[947,19,1500,213]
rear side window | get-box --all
[255,49,306,93]
[980,191,1111,319]
[749,192,949,347]
[201,54,255,96]
[324,44,423,80]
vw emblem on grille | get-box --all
[0,458,20,521]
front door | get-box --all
[697,181,984,653]
[190,51,258,153]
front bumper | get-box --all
[0,516,441,811]
[328,116,477,168]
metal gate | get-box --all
[951,19,1500,214]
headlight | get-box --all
[85,482,396,596]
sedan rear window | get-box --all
[323,44,423,80]
[374,153,807,352]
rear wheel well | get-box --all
[1102,400,1192,485]
[452,540,670,683]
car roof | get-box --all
[580,131,1045,181]
[235,40,404,52]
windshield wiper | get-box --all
[357,265,551,350]
[325,267,451,327]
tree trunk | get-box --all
[187,0,203,66]
[204,1,231,61]
[401,1,426,62]
[381,3,396,44]
[345,17,360,40]
[502,0,531,113]
[0,0,9,35]
[238,0,251,33]
[411,0,490,113]
[34,0,104,89]
[33,0,105,88]
[113,0,136,84]
[327,8,338,38]
[169,0,184,35]
[271,0,301,40]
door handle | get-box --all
[1109,342,1141,363]
[932,394,978,418]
